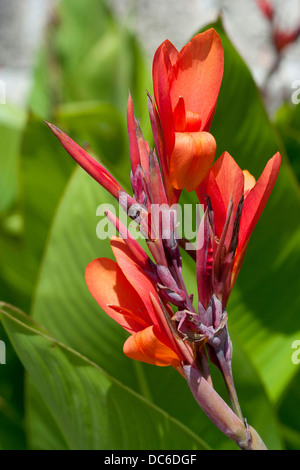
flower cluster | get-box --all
[47,28,280,450]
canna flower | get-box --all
[151,29,224,193]
[196,150,281,308]
[173,151,280,419]
[85,233,265,449]
[46,117,197,371]
[46,29,272,449]
[85,235,195,371]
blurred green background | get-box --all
[0,0,300,450]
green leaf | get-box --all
[26,381,70,450]
[275,102,300,184]
[0,115,74,310]
[0,303,209,450]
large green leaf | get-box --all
[0,115,74,311]
[0,111,75,449]
[26,381,69,450]
[1,303,209,450]
[275,102,300,184]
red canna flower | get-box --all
[46,29,273,448]
[151,29,224,193]
[85,234,266,449]
[196,151,281,308]
[169,151,280,420]
[85,235,194,371]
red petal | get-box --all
[234,152,281,273]
[211,152,244,214]
[197,152,244,238]
[196,167,225,235]
[170,131,216,191]
[169,29,224,131]
[123,326,181,367]
[110,237,181,354]
[147,92,181,205]
[173,96,187,132]
[161,39,180,66]
[46,122,122,199]
[85,258,151,333]
[110,237,161,328]
[152,43,175,157]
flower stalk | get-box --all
[184,364,267,450]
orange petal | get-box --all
[123,326,181,367]
[170,131,216,191]
[169,29,224,131]
[85,258,151,334]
